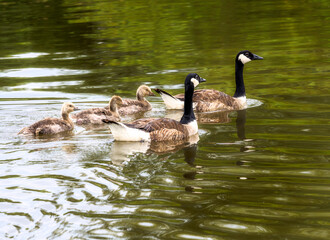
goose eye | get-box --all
[245,53,249,57]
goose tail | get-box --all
[155,88,184,110]
[102,120,150,142]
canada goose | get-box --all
[155,50,263,112]
[71,96,123,125]
[118,85,155,116]
[102,73,206,141]
[18,102,78,135]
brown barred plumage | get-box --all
[173,89,239,111]
[125,118,190,141]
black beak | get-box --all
[199,77,206,83]
[74,107,79,111]
[253,54,263,60]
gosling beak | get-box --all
[74,107,79,111]
[253,54,263,60]
[199,77,206,83]
[149,91,156,96]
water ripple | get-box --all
[0,68,90,78]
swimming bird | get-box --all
[155,50,263,112]
[71,96,123,125]
[118,85,155,115]
[18,102,78,135]
[102,73,206,141]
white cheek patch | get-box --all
[191,78,199,88]
[238,54,251,64]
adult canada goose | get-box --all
[155,50,263,112]
[102,73,206,141]
[18,102,78,135]
[118,85,155,115]
[71,96,123,125]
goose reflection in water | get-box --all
[109,134,200,165]
[164,109,231,124]
[183,109,256,192]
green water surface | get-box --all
[0,0,329,239]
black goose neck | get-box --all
[233,60,246,98]
[180,82,195,124]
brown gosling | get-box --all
[18,102,78,135]
[118,85,155,116]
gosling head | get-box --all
[109,95,123,112]
[236,50,263,65]
[110,95,123,106]
[136,85,155,100]
[186,73,206,88]
[62,102,78,114]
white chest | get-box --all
[235,96,247,109]
[185,120,198,136]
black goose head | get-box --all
[236,50,263,65]
[185,73,206,88]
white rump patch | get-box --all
[108,122,150,142]
[191,78,199,88]
[238,54,251,64]
[159,92,184,110]
[185,120,198,136]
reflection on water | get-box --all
[0,0,329,239]
[0,52,49,60]
[0,68,90,78]
[110,134,200,165]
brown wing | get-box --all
[140,118,187,132]
[176,89,235,104]
[127,118,158,129]
[126,118,189,141]
[150,128,187,141]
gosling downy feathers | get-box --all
[155,50,263,111]
[18,102,78,135]
[71,96,123,125]
[118,85,155,116]
[102,73,206,142]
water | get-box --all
[0,0,329,239]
